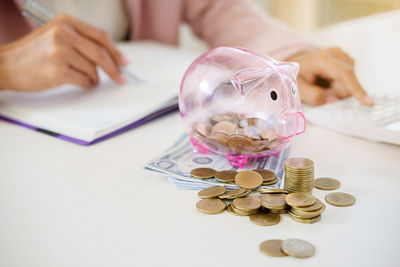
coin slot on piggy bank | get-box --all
[179,47,305,168]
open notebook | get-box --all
[0,73,179,145]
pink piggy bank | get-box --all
[179,47,305,168]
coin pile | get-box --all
[192,113,284,156]
[286,192,326,224]
[259,239,315,258]
[284,158,315,193]
[189,158,356,260]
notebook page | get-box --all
[0,77,179,141]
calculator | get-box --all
[305,95,400,145]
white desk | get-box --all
[1,11,399,267]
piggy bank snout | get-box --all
[277,111,306,139]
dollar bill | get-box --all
[145,134,290,190]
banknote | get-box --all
[145,134,290,190]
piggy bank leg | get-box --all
[190,137,209,154]
[226,154,248,168]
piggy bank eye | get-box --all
[270,90,278,101]
[291,84,296,95]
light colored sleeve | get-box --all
[182,0,317,60]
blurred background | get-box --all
[255,0,400,31]
[181,0,400,50]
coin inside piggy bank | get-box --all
[179,47,305,167]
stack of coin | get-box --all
[191,113,283,156]
[284,158,315,193]
[285,192,325,223]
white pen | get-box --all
[21,0,145,83]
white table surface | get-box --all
[1,11,400,267]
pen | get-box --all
[22,0,145,83]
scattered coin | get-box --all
[325,192,356,207]
[261,177,278,186]
[196,198,226,214]
[254,169,276,182]
[249,212,280,226]
[314,177,341,190]
[214,170,238,183]
[258,188,289,194]
[235,170,263,189]
[218,187,247,199]
[227,204,247,216]
[198,186,226,199]
[290,198,324,212]
[191,168,217,179]
[286,192,316,207]
[289,213,322,224]
[281,239,315,258]
[259,239,287,257]
[232,196,261,211]
[261,194,288,210]
[230,203,258,216]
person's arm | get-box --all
[0,13,128,92]
[183,0,373,106]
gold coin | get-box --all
[191,168,217,179]
[325,192,356,207]
[230,203,258,215]
[210,113,237,123]
[289,213,322,224]
[261,177,278,185]
[237,189,252,198]
[218,187,246,199]
[196,198,226,214]
[235,170,263,189]
[260,194,287,209]
[291,198,323,212]
[227,204,247,216]
[285,192,316,207]
[214,170,238,183]
[281,239,315,258]
[232,196,261,211]
[284,158,314,169]
[226,134,254,152]
[211,121,237,136]
[198,186,226,199]
[258,188,289,194]
[314,177,341,190]
[249,212,280,226]
[290,203,326,218]
[254,169,276,182]
[259,239,287,257]
[269,209,289,214]
[195,123,211,137]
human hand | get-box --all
[286,47,374,106]
[0,13,128,92]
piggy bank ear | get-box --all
[277,62,299,78]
